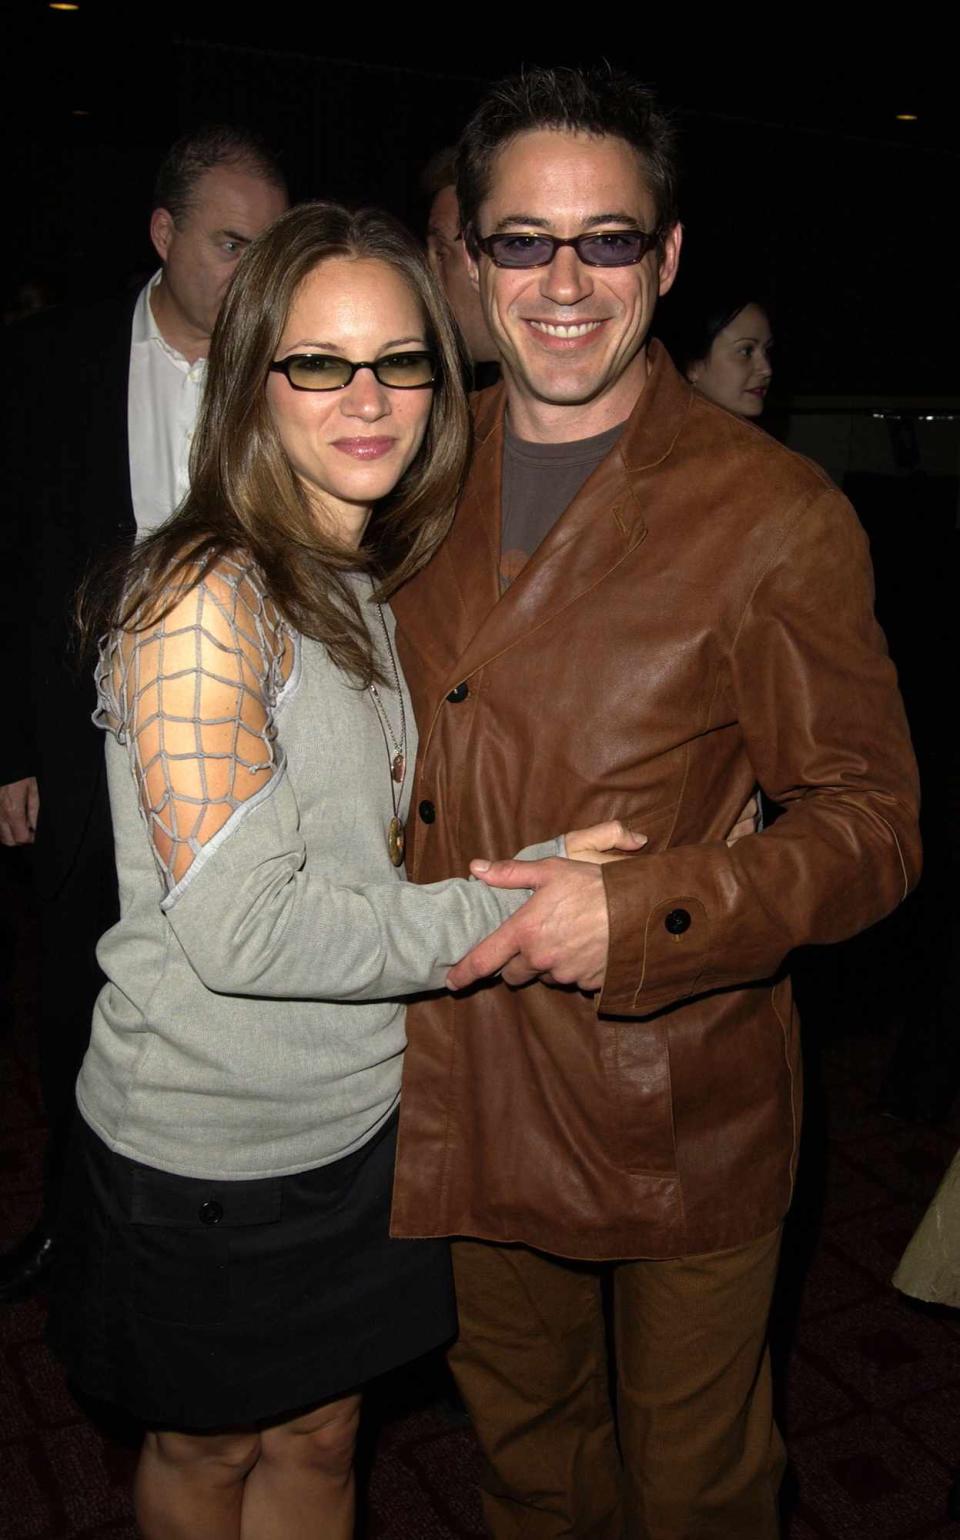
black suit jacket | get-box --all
[1,291,138,895]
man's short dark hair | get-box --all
[153,124,287,225]
[420,146,458,202]
[457,66,678,251]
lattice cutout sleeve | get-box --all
[97,558,291,896]
[96,560,551,1003]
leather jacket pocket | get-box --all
[598,1016,678,1174]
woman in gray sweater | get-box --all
[50,203,630,1539]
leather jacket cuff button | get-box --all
[664,908,692,935]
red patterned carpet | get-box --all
[2,857,959,1539]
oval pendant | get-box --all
[391,752,405,785]
[388,815,405,867]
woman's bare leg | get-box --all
[240,1393,362,1540]
[134,1427,261,1540]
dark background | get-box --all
[3,18,960,1537]
[4,8,955,398]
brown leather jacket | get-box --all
[389,343,920,1261]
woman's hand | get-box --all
[727,794,760,846]
[564,791,759,866]
[563,820,648,866]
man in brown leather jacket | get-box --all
[390,66,920,1539]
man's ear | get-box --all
[463,229,481,294]
[657,222,683,299]
[150,207,175,265]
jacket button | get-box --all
[446,682,469,703]
[418,800,436,825]
[664,908,691,935]
[198,1199,224,1226]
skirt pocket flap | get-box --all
[130,1166,283,1227]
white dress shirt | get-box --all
[127,272,206,533]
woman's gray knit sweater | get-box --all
[76,565,548,1180]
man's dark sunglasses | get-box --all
[269,352,437,391]
[474,229,662,269]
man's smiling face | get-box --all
[468,128,680,432]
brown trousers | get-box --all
[449,1228,785,1539]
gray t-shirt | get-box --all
[500,419,626,589]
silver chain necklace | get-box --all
[368,599,408,867]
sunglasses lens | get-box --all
[489,235,556,268]
[286,355,352,390]
[578,233,647,266]
[376,353,436,388]
[484,231,653,268]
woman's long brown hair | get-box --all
[79,202,471,685]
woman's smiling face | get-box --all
[266,256,435,545]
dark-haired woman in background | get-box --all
[662,284,774,419]
[50,201,630,1540]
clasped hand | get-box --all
[446,819,645,994]
[445,794,760,994]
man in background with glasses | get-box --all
[0,126,286,1303]
[389,66,920,1538]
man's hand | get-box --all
[448,820,644,992]
[0,777,39,846]
[447,857,610,992]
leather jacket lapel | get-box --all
[394,344,693,695]
[439,345,693,685]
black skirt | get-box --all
[48,1112,455,1429]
